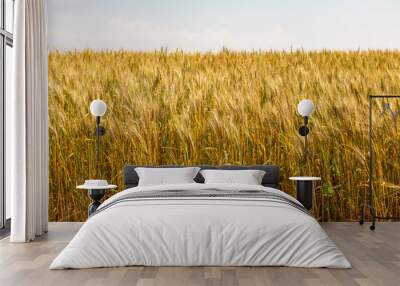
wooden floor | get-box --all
[0,222,399,286]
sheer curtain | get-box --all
[7,0,48,242]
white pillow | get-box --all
[135,167,201,186]
[200,169,266,185]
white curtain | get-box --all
[7,0,48,242]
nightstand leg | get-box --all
[296,181,313,210]
[87,189,106,216]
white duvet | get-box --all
[50,183,351,269]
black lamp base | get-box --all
[298,125,309,136]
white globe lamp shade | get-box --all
[90,99,107,117]
[297,99,315,117]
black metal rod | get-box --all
[302,116,309,176]
[303,131,307,175]
[370,95,400,98]
[96,116,100,178]
[368,95,372,214]
[368,95,375,229]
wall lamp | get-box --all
[297,99,315,174]
[89,99,107,177]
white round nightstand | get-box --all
[77,181,117,216]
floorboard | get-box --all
[0,222,399,286]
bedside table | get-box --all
[77,181,117,216]
[289,177,321,210]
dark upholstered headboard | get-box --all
[123,165,280,190]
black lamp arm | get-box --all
[298,116,309,137]
[95,116,106,137]
[303,116,309,126]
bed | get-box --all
[50,165,351,269]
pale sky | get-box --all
[48,0,400,52]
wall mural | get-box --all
[48,1,400,221]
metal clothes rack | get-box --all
[359,95,400,230]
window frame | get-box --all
[0,0,13,232]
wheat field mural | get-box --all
[48,50,400,222]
